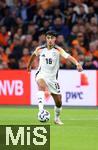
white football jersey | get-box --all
[34,44,70,80]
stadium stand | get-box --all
[0,0,98,69]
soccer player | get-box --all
[27,31,83,125]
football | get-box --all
[38,109,50,122]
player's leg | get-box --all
[51,93,63,125]
[36,79,48,112]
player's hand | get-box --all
[76,63,83,72]
[27,66,31,73]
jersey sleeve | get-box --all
[33,46,41,56]
[59,48,70,59]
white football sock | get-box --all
[54,106,62,120]
[37,91,44,112]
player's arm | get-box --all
[60,49,83,72]
[27,47,39,72]
[67,55,83,72]
[27,52,36,72]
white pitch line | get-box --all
[64,118,98,120]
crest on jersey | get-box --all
[52,52,57,59]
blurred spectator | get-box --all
[83,56,97,69]
[32,40,39,51]
[30,0,37,5]
[19,47,30,69]
[78,53,85,65]
[0,6,17,30]
[15,17,24,28]
[64,6,78,29]
[67,25,79,46]
[89,17,98,42]
[8,56,19,69]
[72,32,88,56]
[0,46,8,63]
[33,8,48,28]
[0,25,10,47]
[72,0,89,14]
[93,0,98,15]
[52,16,70,39]
[25,34,33,49]
[89,40,98,61]
[37,0,52,10]
[9,35,23,61]
[15,27,23,37]
[39,18,52,35]
[18,0,36,22]
[56,34,67,49]
[5,0,14,7]
[87,6,97,22]
[27,23,38,40]
[38,33,46,45]
[53,8,65,21]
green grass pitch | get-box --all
[0,106,98,150]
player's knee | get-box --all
[38,84,46,91]
[56,100,62,108]
[37,81,46,91]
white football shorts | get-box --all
[35,73,61,94]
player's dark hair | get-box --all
[45,30,57,37]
